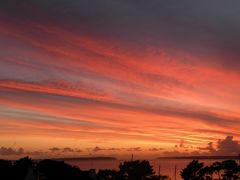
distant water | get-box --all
[65,158,223,180]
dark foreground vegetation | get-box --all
[0,157,168,180]
[1,157,240,180]
[181,160,240,180]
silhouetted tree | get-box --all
[12,156,34,180]
[181,160,240,180]
[0,159,13,179]
[200,166,214,180]
[180,160,204,180]
[211,161,223,180]
[221,160,239,180]
[119,160,155,180]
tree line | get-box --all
[1,156,239,180]
[0,157,168,180]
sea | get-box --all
[65,158,225,180]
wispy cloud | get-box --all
[0,0,240,158]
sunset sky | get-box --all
[0,0,240,159]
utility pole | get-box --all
[158,165,161,176]
[238,153,240,165]
[174,165,177,180]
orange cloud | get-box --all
[0,11,240,159]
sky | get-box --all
[0,0,240,159]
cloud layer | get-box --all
[163,136,240,157]
[1,136,239,159]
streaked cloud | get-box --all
[0,0,240,158]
